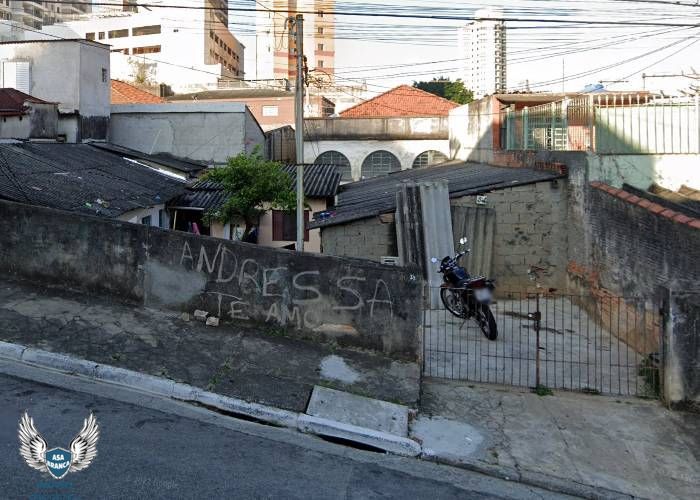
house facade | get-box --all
[303,85,458,181]
[168,164,341,253]
[0,39,111,142]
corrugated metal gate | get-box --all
[423,290,663,398]
[451,206,496,278]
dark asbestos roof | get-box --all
[0,142,186,217]
[310,162,565,229]
[90,142,208,175]
[625,183,700,218]
[169,164,341,211]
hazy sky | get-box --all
[230,0,700,94]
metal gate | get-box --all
[422,289,663,398]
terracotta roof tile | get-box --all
[111,80,164,105]
[339,85,460,118]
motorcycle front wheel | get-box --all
[475,305,498,341]
[439,287,468,319]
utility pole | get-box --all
[291,14,305,252]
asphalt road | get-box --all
[0,363,572,500]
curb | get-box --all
[298,415,421,457]
[0,341,635,498]
[0,341,417,457]
[420,454,634,500]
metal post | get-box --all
[535,292,541,388]
[293,14,305,252]
[588,94,595,151]
[523,106,529,150]
[696,95,700,154]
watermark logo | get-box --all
[19,412,99,480]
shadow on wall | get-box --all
[0,200,423,361]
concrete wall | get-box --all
[321,215,398,263]
[306,116,450,141]
[303,139,450,181]
[448,97,497,163]
[0,102,58,139]
[0,199,421,359]
[664,291,700,408]
[451,180,568,293]
[109,103,265,164]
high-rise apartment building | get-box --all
[459,9,507,99]
[0,1,92,31]
[255,0,335,83]
[36,0,244,92]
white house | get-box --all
[0,39,110,142]
[108,102,265,165]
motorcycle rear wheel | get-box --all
[440,287,468,319]
[476,305,498,341]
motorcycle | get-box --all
[431,238,498,341]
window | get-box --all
[98,32,105,40]
[361,151,401,179]
[262,105,279,117]
[318,43,324,51]
[315,151,352,181]
[141,215,152,226]
[159,209,166,228]
[101,68,108,83]
[272,211,309,242]
[133,45,161,54]
[412,150,448,169]
[132,25,161,36]
[85,32,95,41]
[318,60,324,68]
[318,27,323,34]
[108,29,129,39]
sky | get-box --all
[230,0,700,96]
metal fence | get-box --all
[423,289,663,397]
[505,93,700,154]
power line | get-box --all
[31,1,700,27]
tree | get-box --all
[203,149,297,240]
[128,57,156,85]
[413,77,474,105]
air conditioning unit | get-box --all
[381,256,401,266]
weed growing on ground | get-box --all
[533,385,553,396]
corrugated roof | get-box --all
[340,85,460,118]
[169,164,341,211]
[0,143,185,217]
[111,80,165,105]
[310,162,565,229]
[280,164,341,198]
[90,142,208,174]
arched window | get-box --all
[314,150,352,181]
[361,150,401,179]
[412,150,448,169]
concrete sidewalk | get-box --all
[0,279,419,412]
[419,378,700,500]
